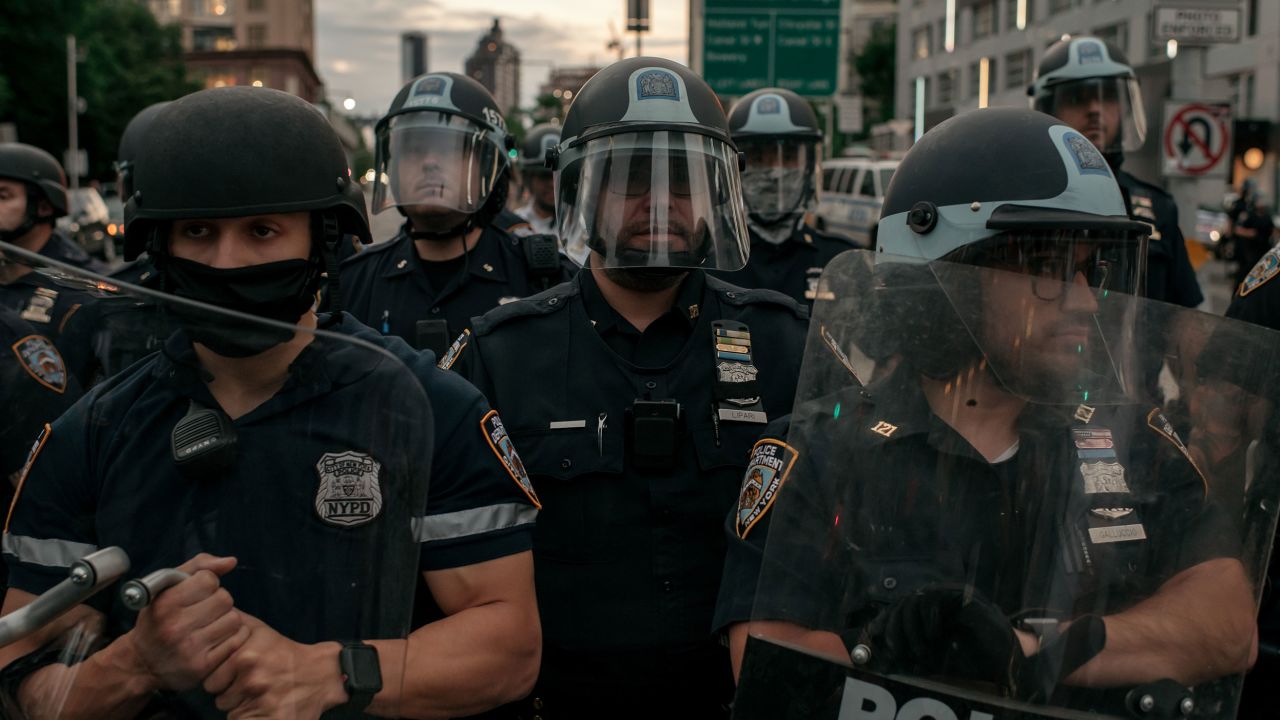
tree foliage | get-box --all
[854,22,896,126]
[0,0,198,181]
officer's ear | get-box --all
[34,198,54,219]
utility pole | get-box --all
[627,0,650,58]
[66,35,79,191]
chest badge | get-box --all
[1080,460,1129,494]
[314,451,383,527]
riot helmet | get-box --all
[115,101,171,201]
[552,57,750,271]
[519,123,561,175]
[728,88,822,243]
[372,72,513,240]
[0,143,68,243]
[875,107,1148,397]
[1029,36,1147,156]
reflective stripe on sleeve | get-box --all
[411,502,537,543]
[2,533,100,569]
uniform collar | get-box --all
[578,266,707,334]
[382,222,513,284]
[857,367,992,463]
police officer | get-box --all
[111,101,170,288]
[1030,36,1202,309]
[342,73,576,357]
[0,87,540,718]
[0,143,102,383]
[449,57,807,718]
[711,88,857,308]
[512,123,562,241]
[716,109,1258,716]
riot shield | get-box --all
[735,249,1280,720]
[0,241,431,719]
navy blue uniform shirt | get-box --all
[4,313,537,646]
[710,223,857,309]
[0,271,102,386]
[451,269,807,716]
[341,222,577,355]
[1116,169,1203,308]
[38,231,109,274]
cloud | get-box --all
[315,0,689,117]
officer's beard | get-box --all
[602,266,687,292]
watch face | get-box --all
[342,644,384,694]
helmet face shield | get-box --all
[1038,76,1147,154]
[738,138,818,225]
[372,112,508,216]
[556,130,750,270]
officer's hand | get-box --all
[125,553,247,692]
[206,613,348,719]
[857,584,1023,684]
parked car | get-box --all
[813,158,898,248]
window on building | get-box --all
[247,24,267,47]
[973,1,996,40]
[249,65,267,87]
[937,68,958,106]
[1048,0,1073,14]
[193,27,237,52]
[1093,21,1129,56]
[247,0,265,10]
[1004,0,1034,30]
[913,25,932,59]
[1005,49,1031,90]
[1249,0,1259,36]
[193,0,233,16]
[968,61,981,98]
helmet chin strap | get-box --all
[0,196,45,244]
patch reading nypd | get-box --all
[481,410,541,508]
[636,69,680,101]
[736,439,799,539]
[12,335,67,394]
[1239,245,1280,297]
[437,329,470,371]
[1064,132,1110,176]
[314,451,383,527]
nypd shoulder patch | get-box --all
[314,451,384,527]
[1146,408,1209,496]
[437,329,470,371]
[1239,245,1280,297]
[12,335,68,394]
[736,439,799,539]
[481,410,541,508]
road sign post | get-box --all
[1163,101,1232,178]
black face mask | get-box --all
[162,256,319,358]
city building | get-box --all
[895,0,1278,203]
[401,31,429,85]
[537,66,600,119]
[464,19,521,113]
[144,0,322,102]
[839,0,898,134]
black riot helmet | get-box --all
[0,143,68,242]
[372,72,514,240]
[115,101,171,201]
[728,88,822,237]
[519,123,561,175]
[551,57,750,271]
[123,87,369,261]
[874,107,1149,382]
[1029,36,1147,157]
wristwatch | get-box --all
[338,641,382,712]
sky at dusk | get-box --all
[314,0,691,119]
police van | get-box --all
[814,157,898,248]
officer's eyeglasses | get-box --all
[1021,252,1112,302]
[966,240,1118,302]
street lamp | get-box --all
[343,97,357,111]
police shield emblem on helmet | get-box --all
[736,439,799,539]
[757,96,782,115]
[1078,40,1105,64]
[1063,133,1110,176]
[314,451,384,527]
[13,335,67,393]
[636,70,679,101]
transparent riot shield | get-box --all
[735,249,1280,720]
[0,241,430,718]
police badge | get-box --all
[314,451,383,527]
[1079,460,1129,494]
[12,335,68,393]
[636,69,679,101]
[736,439,799,539]
[481,410,541,508]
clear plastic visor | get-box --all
[1039,76,1147,154]
[738,138,819,225]
[555,130,750,270]
[372,112,507,216]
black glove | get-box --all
[851,584,1023,686]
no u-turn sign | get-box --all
[1163,101,1232,178]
